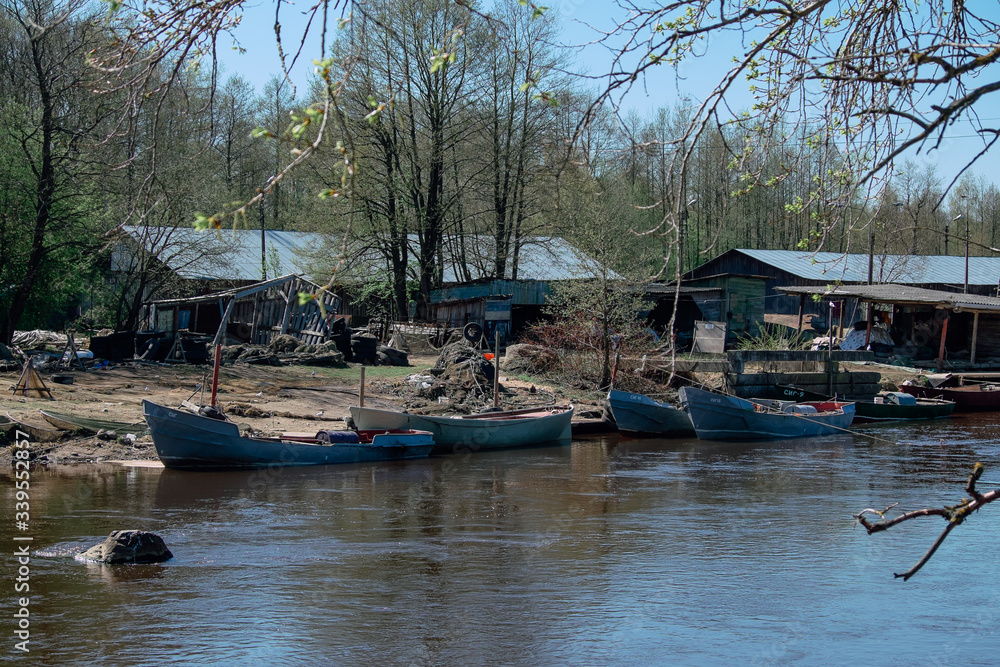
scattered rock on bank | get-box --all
[77,530,172,564]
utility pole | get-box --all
[962,194,969,294]
[260,205,267,281]
[867,220,874,285]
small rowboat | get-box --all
[678,386,855,441]
[6,410,64,442]
[143,399,435,470]
[605,389,694,438]
[350,404,573,455]
[776,386,954,424]
[899,382,1000,413]
[39,409,149,436]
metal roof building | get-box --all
[118,227,609,285]
[691,248,1000,288]
[777,283,1000,369]
[729,249,1000,286]
[118,226,323,281]
[687,248,1000,319]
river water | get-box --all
[4,415,1000,665]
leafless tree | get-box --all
[855,463,999,581]
[580,1,1000,259]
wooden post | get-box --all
[249,293,261,345]
[209,344,221,408]
[971,311,980,365]
[838,299,846,338]
[865,302,874,348]
[280,282,296,335]
[797,295,805,332]
[493,330,500,408]
[213,299,237,347]
[359,366,366,407]
[936,313,950,372]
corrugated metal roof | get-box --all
[122,226,321,281]
[777,284,1000,312]
[736,248,1000,286]
[122,227,613,283]
[438,236,619,282]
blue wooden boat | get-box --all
[678,386,855,441]
[349,404,573,455]
[143,400,435,470]
[606,389,694,437]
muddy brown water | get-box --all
[3,415,1000,664]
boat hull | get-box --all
[678,387,855,441]
[900,384,1000,412]
[5,411,64,442]
[349,405,573,454]
[776,386,955,423]
[40,409,149,435]
[850,399,954,423]
[606,389,694,437]
[143,400,434,470]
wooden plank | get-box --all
[937,314,949,372]
[971,311,979,365]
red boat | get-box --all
[900,383,1000,412]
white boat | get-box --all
[349,404,573,455]
[606,389,694,437]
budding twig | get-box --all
[853,463,998,581]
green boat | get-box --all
[39,409,149,436]
[776,386,954,424]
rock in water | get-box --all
[78,530,173,564]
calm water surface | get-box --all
[4,415,1000,665]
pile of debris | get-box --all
[395,342,499,410]
[219,332,410,368]
[222,335,347,367]
[502,343,561,375]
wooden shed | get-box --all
[644,274,767,342]
[142,274,340,360]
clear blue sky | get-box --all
[221,0,999,190]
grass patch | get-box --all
[311,363,431,383]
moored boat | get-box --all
[142,399,434,470]
[40,409,149,436]
[678,386,855,441]
[349,404,573,454]
[777,386,955,424]
[606,389,694,437]
[899,382,1000,413]
[6,410,64,442]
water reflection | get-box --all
[3,424,1000,665]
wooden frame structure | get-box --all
[142,274,341,353]
[778,284,1000,372]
